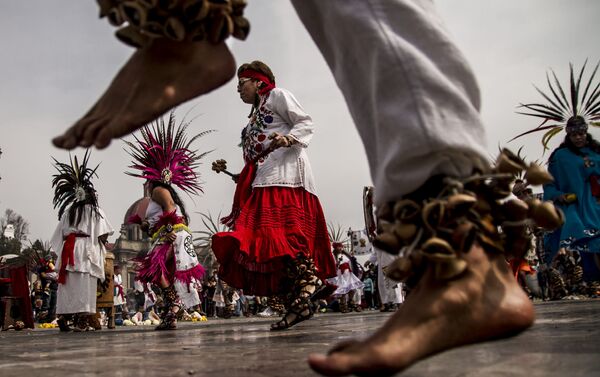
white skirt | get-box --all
[328,270,365,296]
[56,271,97,314]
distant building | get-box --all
[112,194,153,291]
[3,224,15,239]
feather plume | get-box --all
[125,110,213,195]
[51,150,99,221]
[513,60,600,150]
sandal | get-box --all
[57,315,72,332]
[155,311,177,330]
[270,298,313,331]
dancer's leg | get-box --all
[292,1,533,375]
[156,249,180,330]
[293,0,488,203]
[271,253,321,330]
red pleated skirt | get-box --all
[212,186,336,296]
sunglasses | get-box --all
[237,78,253,89]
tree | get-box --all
[0,209,29,241]
[193,211,227,275]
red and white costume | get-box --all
[51,205,114,315]
[213,85,336,296]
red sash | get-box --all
[115,284,125,300]
[220,162,257,228]
[58,233,88,284]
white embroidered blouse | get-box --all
[241,87,317,194]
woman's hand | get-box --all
[165,231,177,242]
[268,132,296,149]
[556,193,577,204]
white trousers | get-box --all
[292,0,488,205]
[376,248,405,304]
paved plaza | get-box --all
[0,299,599,377]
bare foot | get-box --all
[307,243,534,376]
[53,38,235,149]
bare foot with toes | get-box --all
[308,242,534,377]
[53,38,235,150]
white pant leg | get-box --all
[291,0,488,205]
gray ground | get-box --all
[1,299,598,377]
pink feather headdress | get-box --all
[124,111,213,195]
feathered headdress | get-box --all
[511,60,600,151]
[124,111,212,195]
[51,150,100,223]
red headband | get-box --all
[239,69,276,95]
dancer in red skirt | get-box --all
[212,60,336,330]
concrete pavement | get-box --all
[0,299,598,377]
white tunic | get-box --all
[50,206,114,280]
[242,87,317,195]
[50,205,114,314]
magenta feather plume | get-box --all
[124,111,214,195]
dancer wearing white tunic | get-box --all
[50,152,114,332]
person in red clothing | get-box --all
[212,60,336,330]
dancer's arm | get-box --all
[152,187,177,242]
[271,89,314,148]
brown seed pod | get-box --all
[383,257,412,281]
[433,259,468,280]
[495,149,526,174]
[393,223,417,241]
[524,163,554,186]
[421,201,446,232]
[207,11,230,44]
[165,17,186,41]
[377,202,394,222]
[525,198,542,215]
[121,1,148,28]
[421,237,454,260]
[447,193,477,214]
[142,21,165,38]
[182,0,210,21]
[393,199,421,221]
[115,25,150,48]
[502,199,529,221]
[231,0,248,15]
[232,16,250,40]
[107,6,126,26]
[373,232,401,254]
[530,201,564,230]
[97,0,118,18]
